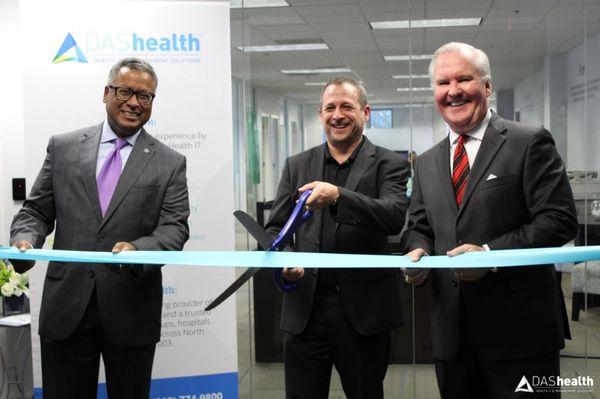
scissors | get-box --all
[204,190,313,311]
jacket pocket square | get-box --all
[486,174,497,181]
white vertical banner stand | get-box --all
[20,1,237,397]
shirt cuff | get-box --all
[483,244,498,272]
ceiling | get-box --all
[230,0,600,104]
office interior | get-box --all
[2,0,600,397]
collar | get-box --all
[447,108,492,144]
[101,120,141,146]
[324,135,366,164]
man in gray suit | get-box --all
[266,77,409,398]
[11,58,190,399]
[402,42,577,398]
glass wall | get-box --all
[232,0,600,397]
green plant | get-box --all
[0,260,29,297]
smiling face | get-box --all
[433,51,492,133]
[103,66,156,138]
[319,82,370,148]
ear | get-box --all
[363,104,371,121]
[485,80,492,97]
[103,86,109,103]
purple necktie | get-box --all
[97,138,128,216]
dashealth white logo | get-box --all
[515,375,594,393]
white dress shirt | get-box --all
[96,120,140,176]
[448,109,492,173]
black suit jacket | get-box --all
[11,124,190,346]
[403,114,578,361]
[266,137,410,336]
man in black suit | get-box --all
[266,77,409,399]
[402,42,577,398]
[10,58,190,398]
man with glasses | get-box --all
[10,58,190,398]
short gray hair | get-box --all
[428,42,491,86]
[320,77,368,109]
[107,57,158,87]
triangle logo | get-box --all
[515,375,534,393]
[52,33,88,64]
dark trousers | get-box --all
[284,291,391,399]
[436,348,560,399]
[436,296,561,399]
[40,288,156,399]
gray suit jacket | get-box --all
[11,124,190,346]
[266,138,410,335]
[403,114,577,361]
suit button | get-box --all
[452,278,458,287]
[97,236,104,242]
[457,240,463,245]
[88,270,95,278]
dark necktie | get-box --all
[452,134,470,206]
[97,138,128,216]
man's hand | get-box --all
[403,248,430,285]
[13,240,33,252]
[447,243,488,282]
[112,242,137,253]
[282,267,304,281]
[10,240,35,272]
[299,182,339,211]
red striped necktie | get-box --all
[452,134,470,206]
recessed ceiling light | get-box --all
[230,0,289,9]
[238,43,329,52]
[397,87,432,92]
[384,54,433,61]
[370,18,482,30]
[304,82,327,86]
[282,67,351,74]
[392,74,430,79]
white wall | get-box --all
[365,105,434,156]
[0,0,27,244]
[303,103,324,150]
[567,30,600,171]
[0,0,35,395]
[514,70,544,128]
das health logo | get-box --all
[515,376,534,393]
[51,31,201,65]
[52,33,88,64]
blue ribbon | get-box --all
[0,245,599,269]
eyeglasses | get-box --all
[108,85,156,106]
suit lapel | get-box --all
[79,124,103,223]
[345,137,376,192]
[458,115,507,216]
[434,138,459,214]
[101,129,156,225]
